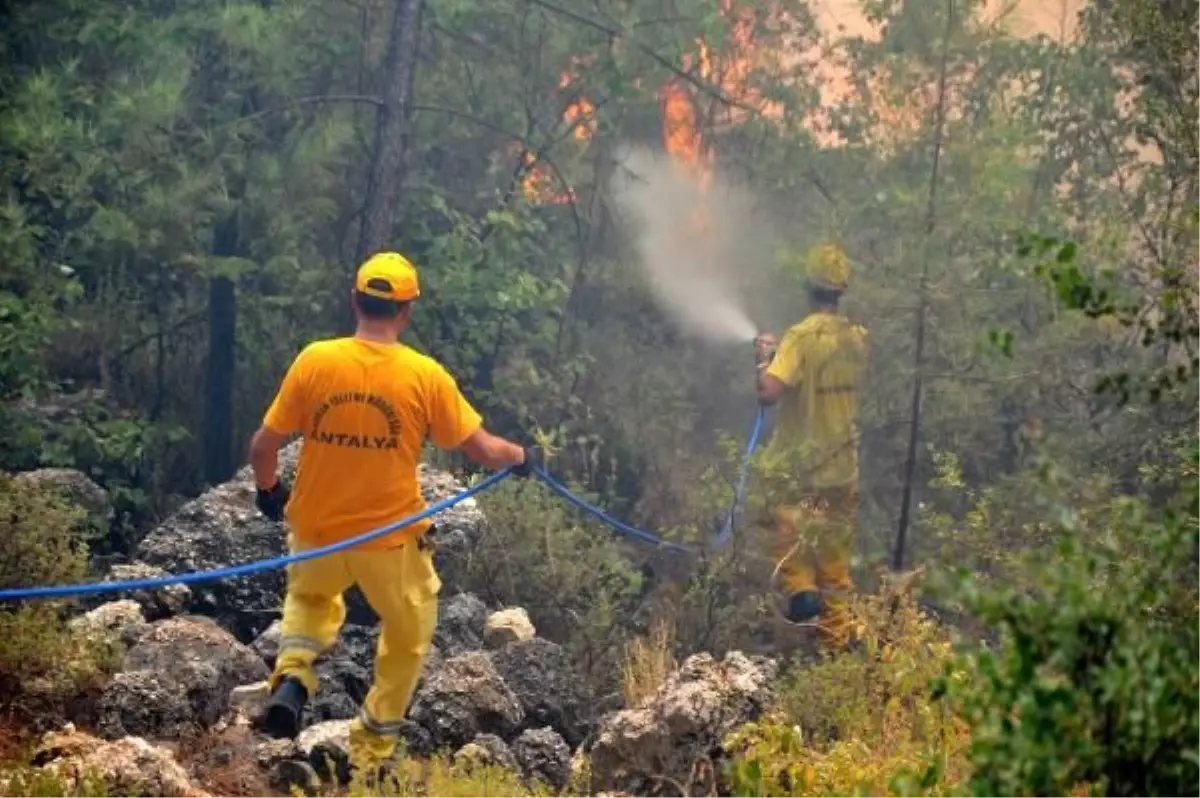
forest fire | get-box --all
[520,0,769,205]
[516,69,598,204]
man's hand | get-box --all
[754,333,778,368]
[511,445,544,478]
[256,479,291,522]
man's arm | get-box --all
[755,329,803,405]
[458,428,527,471]
[757,370,787,405]
[248,426,291,490]
[754,332,787,405]
[246,348,308,520]
[429,365,540,476]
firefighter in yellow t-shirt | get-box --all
[245,252,542,772]
[753,242,868,648]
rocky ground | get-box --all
[7,445,778,796]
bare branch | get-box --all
[893,0,955,574]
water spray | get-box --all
[609,145,773,346]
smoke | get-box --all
[608,145,769,344]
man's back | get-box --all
[263,337,481,548]
[763,312,868,490]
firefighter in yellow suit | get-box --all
[753,242,868,649]
[245,252,542,774]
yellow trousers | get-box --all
[767,486,857,648]
[269,534,440,770]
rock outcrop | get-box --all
[68,599,148,646]
[453,733,519,771]
[97,616,268,739]
[588,651,778,796]
[434,592,488,656]
[103,563,192,620]
[14,467,113,532]
[484,607,536,649]
[408,651,524,750]
[29,727,206,797]
[492,637,589,746]
[512,727,572,790]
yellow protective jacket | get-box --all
[762,311,868,492]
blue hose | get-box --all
[0,406,766,602]
[711,404,766,550]
[532,467,692,553]
[0,469,512,601]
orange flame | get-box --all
[518,67,598,204]
[520,1,774,205]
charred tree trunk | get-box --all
[354,0,425,267]
[204,215,239,485]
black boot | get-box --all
[257,676,309,739]
[785,590,823,623]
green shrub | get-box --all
[939,478,1199,797]
[466,476,646,695]
[0,473,120,709]
[724,586,971,797]
[0,765,110,797]
[345,753,548,797]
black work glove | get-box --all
[512,446,544,478]
[256,479,290,522]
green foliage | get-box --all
[938,476,1199,797]
[0,392,188,551]
[0,766,110,798]
[0,474,120,707]
[467,476,647,692]
[344,752,549,797]
[724,589,970,797]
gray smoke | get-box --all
[608,145,768,344]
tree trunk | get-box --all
[204,216,239,485]
[354,0,425,267]
[892,0,954,573]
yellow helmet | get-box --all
[805,242,851,291]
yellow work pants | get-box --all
[767,486,857,648]
[269,534,440,771]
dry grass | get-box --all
[620,617,677,708]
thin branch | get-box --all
[224,94,383,129]
[111,311,207,363]
[521,0,763,115]
[893,0,954,574]
[410,103,530,143]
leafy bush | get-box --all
[939,477,1199,797]
[0,474,120,711]
[724,585,970,797]
[466,476,647,695]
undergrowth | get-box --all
[0,766,111,798]
[0,474,121,719]
[620,617,677,707]
[343,754,556,797]
[725,581,971,797]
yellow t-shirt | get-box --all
[763,312,868,491]
[262,337,483,549]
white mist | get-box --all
[609,145,763,344]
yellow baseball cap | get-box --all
[355,251,420,301]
